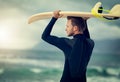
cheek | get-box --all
[66,27,69,31]
[67,28,70,32]
[66,26,73,32]
[69,27,73,32]
[67,28,73,34]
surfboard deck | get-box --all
[28,2,120,24]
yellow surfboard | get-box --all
[28,2,120,24]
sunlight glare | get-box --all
[0,27,14,49]
[0,29,11,42]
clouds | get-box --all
[87,19,120,40]
[0,0,120,49]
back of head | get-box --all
[67,16,86,32]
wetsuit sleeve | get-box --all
[83,20,90,39]
[42,17,65,50]
[42,17,57,39]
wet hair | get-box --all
[67,16,86,31]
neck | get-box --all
[73,31,83,36]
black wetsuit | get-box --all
[42,17,94,82]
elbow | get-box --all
[41,34,46,40]
[41,34,49,41]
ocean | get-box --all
[0,50,120,82]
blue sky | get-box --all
[0,0,120,50]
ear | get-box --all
[73,26,79,31]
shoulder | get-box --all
[86,38,95,47]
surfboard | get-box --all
[28,2,120,24]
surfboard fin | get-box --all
[110,4,120,16]
[103,4,120,20]
[92,2,120,20]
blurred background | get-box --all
[0,0,120,82]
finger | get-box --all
[53,10,62,18]
[59,14,63,18]
[58,10,61,12]
[58,10,63,18]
